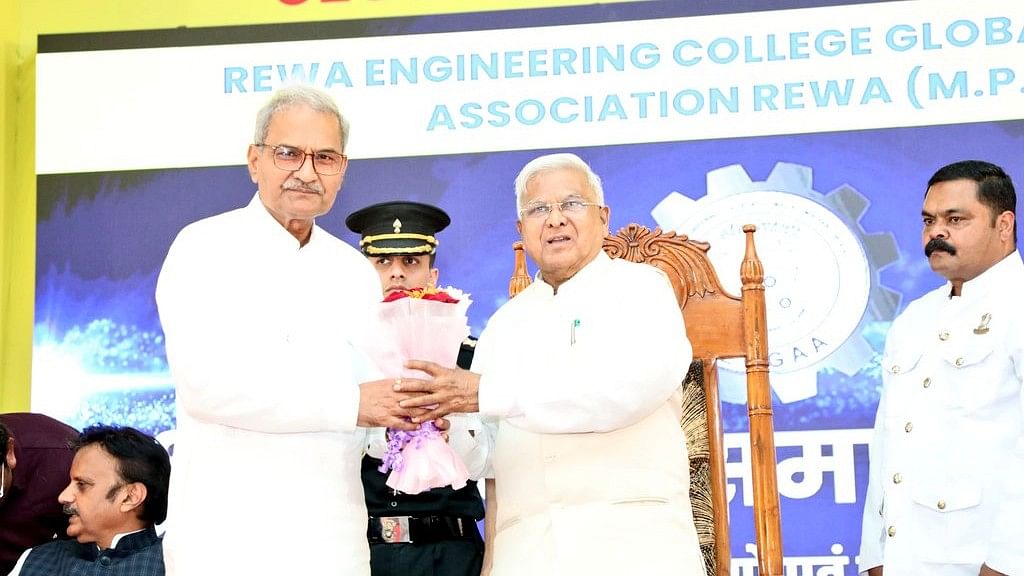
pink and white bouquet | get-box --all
[365,286,472,494]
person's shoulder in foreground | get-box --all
[0,413,79,575]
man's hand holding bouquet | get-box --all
[364,286,473,494]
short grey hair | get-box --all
[253,85,350,151]
[513,153,605,215]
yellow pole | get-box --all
[0,0,30,412]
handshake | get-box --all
[357,360,481,430]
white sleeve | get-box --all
[985,323,1024,575]
[477,268,690,434]
[858,386,887,574]
[365,427,388,459]
[446,413,492,480]
[478,416,500,479]
[7,548,31,576]
[155,228,375,434]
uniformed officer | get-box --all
[346,201,487,576]
[859,160,1023,576]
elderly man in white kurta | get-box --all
[860,160,1024,576]
[156,86,424,576]
[400,153,705,575]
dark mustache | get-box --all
[924,238,957,257]
[62,504,78,516]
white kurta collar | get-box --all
[535,250,612,297]
[245,192,323,251]
[106,527,146,550]
[950,250,1023,301]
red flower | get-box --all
[382,287,460,304]
[383,290,411,303]
[420,291,460,304]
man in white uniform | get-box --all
[156,86,424,576]
[397,153,705,575]
[860,160,1023,576]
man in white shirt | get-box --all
[8,425,171,576]
[156,86,425,576]
[396,153,705,575]
[859,160,1023,576]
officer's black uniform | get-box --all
[347,201,486,576]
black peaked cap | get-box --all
[345,201,451,256]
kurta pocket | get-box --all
[909,483,986,564]
[939,342,998,411]
[880,348,925,409]
[881,348,924,377]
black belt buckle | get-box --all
[377,516,411,543]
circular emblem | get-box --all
[652,162,899,404]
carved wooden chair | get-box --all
[508,224,784,576]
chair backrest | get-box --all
[509,224,784,576]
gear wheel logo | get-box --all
[652,162,900,404]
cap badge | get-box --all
[392,218,402,234]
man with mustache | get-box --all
[6,425,170,576]
[0,414,78,575]
[156,86,425,576]
[345,201,488,576]
[860,160,1022,576]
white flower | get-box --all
[439,286,472,315]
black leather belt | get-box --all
[367,515,480,544]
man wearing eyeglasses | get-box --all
[156,85,426,576]
[395,153,705,575]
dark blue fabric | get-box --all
[19,526,163,576]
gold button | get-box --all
[891,365,901,375]
[887,526,896,537]
[905,422,913,433]
[937,500,946,510]
[939,331,950,341]
[893,473,903,484]
[955,357,965,367]
[923,377,931,388]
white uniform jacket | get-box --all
[860,251,1024,576]
[156,194,382,576]
[472,251,705,576]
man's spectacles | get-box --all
[257,144,347,175]
[519,199,602,220]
